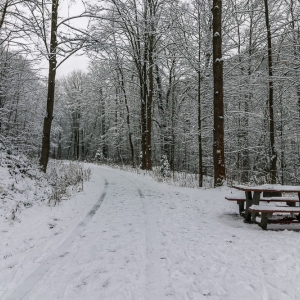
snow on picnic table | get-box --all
[1,164,300,300]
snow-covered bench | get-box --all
[248,205,300,230]
[225,196,298,215]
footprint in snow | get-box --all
[102,279,109,288]
[48,223,56,229]
[4,253,12,259]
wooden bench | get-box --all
[248,205,300,230]
[225,196,299,215]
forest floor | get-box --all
[1,164,300,300]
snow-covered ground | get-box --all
[1,164,300,300]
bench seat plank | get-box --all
[263,197,298,202]
[225,196,298,203]
[249,205,300,213]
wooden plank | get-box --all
[238,201,244,215]
[252,192,260,222]
[232,184,300,193]
[249,205,300,213]
[263,197,298,201]
[225,197,298,203]
[225,197,246,202]
[268,219,300,224]
[260,213,269,230]
[245,191,253,222]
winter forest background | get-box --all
[1,0,300,187]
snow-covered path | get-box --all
[2,165,300,300]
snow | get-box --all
[234,184,300,192]
[250,204,300,213]
[2,164,300,299]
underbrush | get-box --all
[0,151,91,222]
[46,160,91,205]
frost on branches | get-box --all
[160,155,171,177]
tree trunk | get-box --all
[0,0,8,32]
[121,72,135,167]
[141,60,147,169]
[146,34,153,170]
[197,3,203,187]
[57,132,62,159]
[264,0,277,183]
[100,88,108,159]
[39,0,58,172]
[212,0,226,186]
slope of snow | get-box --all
[1,164,300,300]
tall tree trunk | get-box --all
[0,0,8,32]
[118,66,135,167]
[141,61,147,169]
[197,2,203,187]
[81,128,84,160]
[146,34,153,170]
[39,0,58,172]
[289,0,300,114]
[212,0,226,186]
[155,64,169,159]
[264,0,277,183]
[100,88,108,159]
[57,132,62,159]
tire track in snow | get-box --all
[5,180,109,300]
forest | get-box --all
[1,0,300,187]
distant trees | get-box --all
[2,0,300,186]
[0,50,45,154]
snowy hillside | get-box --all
[1,164,300,300]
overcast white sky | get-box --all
[39,53,89,78]
[38,0,90,78]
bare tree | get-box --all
[212,0,225,186]
[264,0,277,183]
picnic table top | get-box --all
[232,184,300,193]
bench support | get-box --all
[251,192,260,223]
[245,191,253,222]
[260,213,269,230]
[238,201,244,215]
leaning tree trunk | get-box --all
[212,0,226,187]
[0,0,9,32]
[39,0,58,172]
[264,0,277,183]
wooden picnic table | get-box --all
[232,184,300,223]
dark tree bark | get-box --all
[264,0,277,183]
[146,22,153,170]
[97,88,108,159]
[0,0,9,32]
[212,0,226,186]
[141,58,147,169]
[140,0,155,171]
[57,132,62,159]
[39,0,58,172]
[197,2,203,187]
[118,66,135,167]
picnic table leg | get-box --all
[260,213,268,230]
[298,193,300,219]
[251,192,260,223]
[245,191,253,222]
[238,201,244,215]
